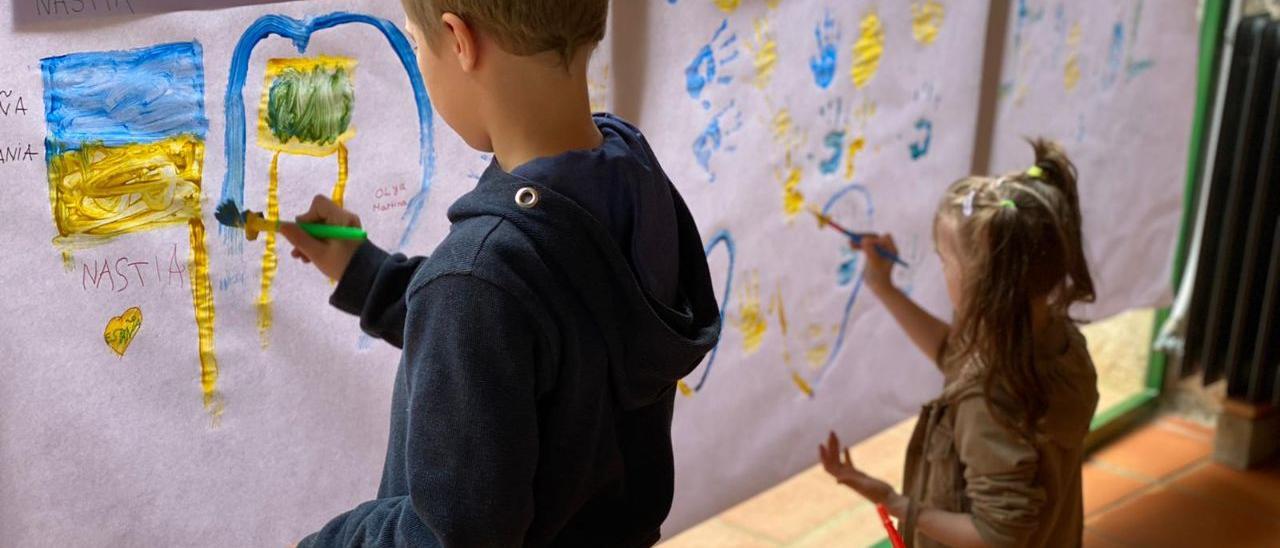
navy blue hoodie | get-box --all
[299,115,722,547]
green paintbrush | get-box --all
[214,200,366,241]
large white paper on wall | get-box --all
[634,0,988,533]
[989,0,1199,320]
[0,0,1198,544]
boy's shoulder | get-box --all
[405,213,547,302]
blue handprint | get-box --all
[817,98,847,175]
[693,102,743,182]
[909,118,932,160]
[809,10,839,89]
[686,19,739,108]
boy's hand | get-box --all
[857,233,897,295]
[819,431,908,518]
[280,195,363,281]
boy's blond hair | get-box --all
[402,0,608,66]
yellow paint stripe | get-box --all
[257,151,281,348]
[333,142,349,207]
[188,219,221,418]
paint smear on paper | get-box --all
[677,380,693,397]
[850,11,884,89]
[780,153,805,218]
[791,371,814,397]
[259,56,356,156]
[772,107,793,143]
[735,272,767,354]
[749,18,778,89]
[911,0,945,45]
[844,136,864,180]
[1064,23,1081,92]
[805,344,830,368]
[714,0,740,13]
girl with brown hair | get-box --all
[820,139,1100,547]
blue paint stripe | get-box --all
[220,12,434,251]
[41,41,207,148]
[692,229,736,392]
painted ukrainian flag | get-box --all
[42,41,209,249]
[41,42,220,416]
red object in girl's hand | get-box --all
[876,504,906,548]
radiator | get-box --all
[1183,14,1280,406]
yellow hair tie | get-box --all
[1026,165,1044,179]
[999,199,1018,210]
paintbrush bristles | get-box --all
[806,205,832,228]
[213,200,247,229]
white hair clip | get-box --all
[962,189,976,217]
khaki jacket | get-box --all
[901,323,1098,547]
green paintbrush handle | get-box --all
[297,222,367,240]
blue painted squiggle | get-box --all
[42,41,208,149]
[814,183,876,389]
[689,229,736,392]
[220,12,434,251]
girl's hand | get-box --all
[857,234,898,294]
[819,431,909,518]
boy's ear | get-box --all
[440,12,478,72]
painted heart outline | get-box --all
[104,306,144,357]
[220,12,436,251]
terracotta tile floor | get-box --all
[665,415,1280,547]
[662,310,1280,546]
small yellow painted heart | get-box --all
[104,307,143,357]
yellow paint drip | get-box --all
[677,380,694,397]
[333,142,349,206]
[791,371,814,397]
[749,18,779,89]
[257,151,281,348]
[766,0,781,8]
[713,0,740,13]
[187,219,221,417]
[844,136,865,181]
[911,0,945,45]
[850,11,884,89]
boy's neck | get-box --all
[486,52,603,173]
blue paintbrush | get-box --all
[808,206,909,267]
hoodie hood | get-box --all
[446,117,722,410]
